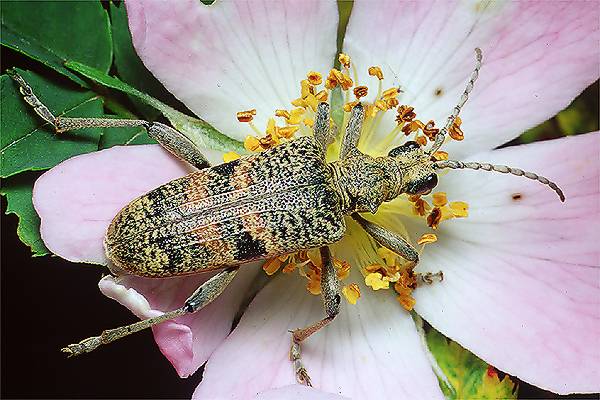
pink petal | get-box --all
[99,263,260,377]
[194,231,443,399]
[126,0,338,141]
[344,1,599,159]
[255,384,350,400]
[32,144,221,264]
[410,132,600,393]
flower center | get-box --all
[233,53,469,309]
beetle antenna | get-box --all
[433,160,565,202]
[429,48,483,155]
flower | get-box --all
[32,0,599,398]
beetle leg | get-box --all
[313,102,333,153]
[290,246,341,386]
[9,71,211,170]
[339,103,365,159]
[61,267,238,357]
[351,213,419,265]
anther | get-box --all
[368,66,384,80]
[307,71,322,86]
[353,86,369,99]
[237,109,256,123]
[275,109,291,119]
[448,116,464,141]
[338,53,351,69]
[396,105,416,124]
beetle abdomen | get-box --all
[105,137,346,277]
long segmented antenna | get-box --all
[430,48,483,154]
[433,160,565,202]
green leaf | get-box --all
[1,1,112,87]
[1,69,104,178]
[426,328,518,400]
[1,173,49,257]
[110,2,175,120]
[65,61,245,153]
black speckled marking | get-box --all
[212,158,239,177]
[234,231,267,260]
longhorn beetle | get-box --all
[9,48,564,385]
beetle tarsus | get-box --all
[61,335,103,357]
[290,339,313,386]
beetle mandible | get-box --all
[9,48,564,385]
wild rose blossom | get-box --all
[32,0,599,398]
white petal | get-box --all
[127,0,339,141]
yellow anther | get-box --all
[433,151,449,161]
[291,97,307,108]
[411,196,431,216]
[365,104,379,118]
[427,207,442,229]
[335,259,351,280]
[222,151,241,163]
[282,262,297,274]
[416,135,428,146]
[342,283,361,305]
[423,120,439,140]
[377,247,397,267]
[386,98,400,108]
[338,53,351,69]
[382,87,400,100]
[236,109,257,123]
[287,108,305,125]
[449,116,464,141]
[396,105,416,124]
[265,118,277,136]
[417,233,438,245]
[307,71,323,86]
[449,201,469,217]
[277,126,299,139]
[374,100,388,111]
[353,85,369,99]
[315,89,328,102]
[325,74,338,90]
[396,292,417,311]
[365,272,390,290]
[275,109,291,119]
[303,118,314,128]
[301,79,315,98]
[432,192,448,207]
[244,135,261,152]
[330,69,353,90]
[263,257,282,276]
[401,120,419,135]
[368,66,384,80]
[343,101,359,113]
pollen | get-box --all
[368,66,384,80]
[338,53,351,69]
[236,109,256,123]
[223,151,241,163]
[342,283,361,305]
[307,71,322,85]
[417,233,438,245]
[449,116,464,141]
[365,272,390,290]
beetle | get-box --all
[8,48,564,385]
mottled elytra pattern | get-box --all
[105,137,346,277]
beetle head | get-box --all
[388,140,438,196]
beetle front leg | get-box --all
[290,246,341,386]
[9,71,211,170]
[62,267,238,357]
[352,213,419,265]
[313,102,334,153]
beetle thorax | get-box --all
[329,153,403,215]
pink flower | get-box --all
[32,0,599,398]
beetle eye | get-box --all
[388,141,420,157]
[406,173,438,195]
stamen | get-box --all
[432,192,448,207]
[338,53,351,69]
[275,109,291,119]
[342,283,361,305]
[236,109,256,123]
[307,71,323,86]
[448,116,464,141]
[244,136,261,152]
[353,85,369,99]
[365,272,390,290]
[368,66,384,80]
[432,151,448,161]
[278,126,300,139]
[417,233,438,245]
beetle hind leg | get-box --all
[9,71,211,170]
[289,246,341,386]
[62,267,238,357]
